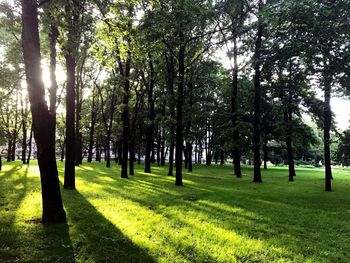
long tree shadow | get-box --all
[0,163,28,262]
[1,163,75,262]
[62,189,156,263]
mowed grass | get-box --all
[1,161,350,262]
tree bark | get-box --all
[231,33,242,178]
[165,49,176,176]
[63,4,78,189]
[144,57,155,173]
[26,123,33,164]
[175,44,185,186]
[21,0,66,223]
[324,61,332,191]
[252,0,264,183]
[49,22,59,137]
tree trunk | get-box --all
[49,22,59,139]
[252,1,264,183]
[324,62,332,192]
[64,51,76,189]
[144,56,155,173]
[263,134,268,170]
[21,116,27,164]
[7,139,12,162]
[165,50,176,176]
[21,0,66,223]
[220,149,224,165]
[175,44,185,186]
[231,32,242,178]
[26,123,33,164]
[285,111,295,181]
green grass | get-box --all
[1,161,350,262]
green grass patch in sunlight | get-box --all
[1,161,350,262]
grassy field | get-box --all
[1,161,350,262]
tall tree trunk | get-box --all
[252,1,264,183]
[231,33,242,178]
[144,56,155,173]
[285,111,295,181]
[87,89,96,163]
[324,61,332,192]
[63,5,78,189]
[49,22,59,138]
[21,0,66,223]
[165,49,176,176]
[64,52,76,188]
[120,47,131,178]
[175,44,185,186]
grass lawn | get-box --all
[1,161,350,262]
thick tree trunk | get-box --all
[252,2,264,183]
[175,44,185,186]
[21,0,66,223]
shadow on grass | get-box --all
[62,188,155,263]
[0,163,29,262]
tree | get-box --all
[21,0,66,223]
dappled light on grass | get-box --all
[2,161,350,262]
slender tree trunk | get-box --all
[21,118,27,164]
[231,33,242,178]
[285,111,295,181]
[96,139,101,162]
[64,51,76,189]
[7,139,12,162]
[263,134,268,170]
[129,139,135,175]
[60,141,65,162]
[144,56,155,173]
[49,22,59,139]
[252,1,264,183]
[0,155,2,171]
[324,63,332,191]
[26,123,33,164]
[175,44,185,186]
[120,47,131,178]
[165,51,176,176]
[21,0,66,223]
[87,91,96,163]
